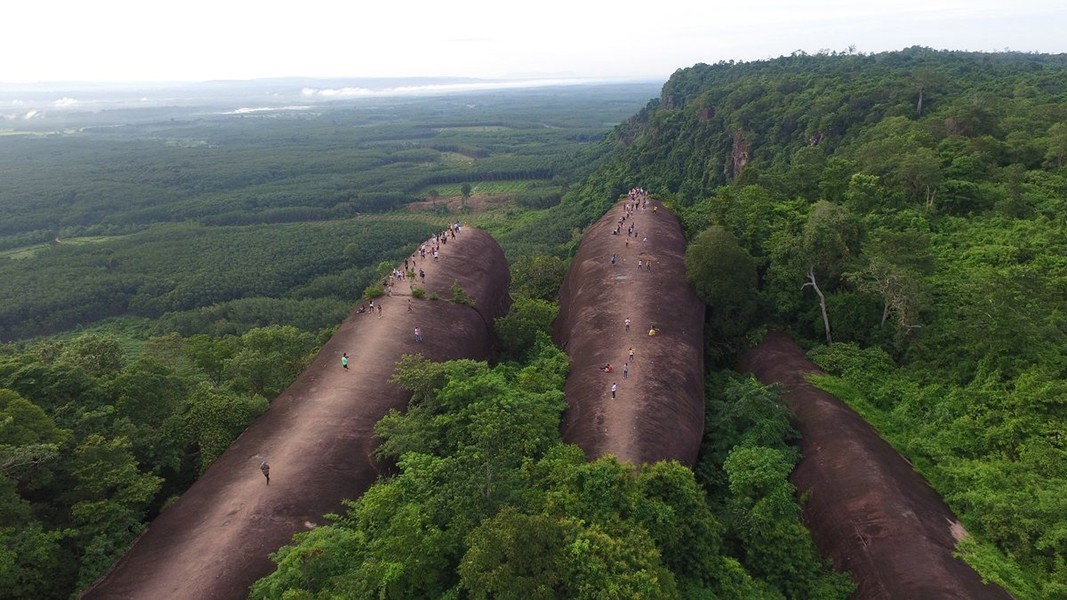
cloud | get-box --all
[54,97,78,107]
[302,87,374,98]
[300,78,604,99]
[23,109,39,119]
[222,106,313,114]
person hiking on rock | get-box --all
[342,353,349,369]
[260,461,270,485]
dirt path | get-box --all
[740,331,1012,600]
[553,198,705,466]
[81,227,510,600]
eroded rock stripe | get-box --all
[740,331,1012,600]
[82,228,510,600]
[553,196,705,466]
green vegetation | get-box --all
[5,48,1066,598]
[449,280,474,306]
[419,180,533,196]
[587,47,1066,596]
[252,303,849,599]
[0,83,662,599]
[0,218,437,339]
[0,84,655,342]
[684,226,759,359]
[0,327,318,596]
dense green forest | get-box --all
[0,84,655,340]
[0,83,658,598]
[4,48,1067,599]
[569,47,1064,597]
[250,305,850,599]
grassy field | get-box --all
[433,125,513,132]
[437,151,478,165]
[0,235,127,260]
[420,180,538,196]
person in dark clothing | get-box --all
[260,461,270,485]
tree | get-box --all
[248,525,364,599]
[696,375,797,491]
[556,522,678,598]
[843,173,886,214]
[0,389,69,480]
[510,255,567,301]
[0,390,69,448]
[685,226,759,354]
[845,228,932,340]
[0,476,66,600]
[459,507,569,599]
[1045,122,1067,168]
[723,446,854,598]
[104,357,189,470]
[893,148,942,209]
[461,183,472,209]
[635,461,725,586]
[800,201,861,344]
[911,66,947,118]
[788,146,827,202]
[165,383,268,472]
[222,326,317,399]
[58,334,126,377]
[719,185,798,258]
[65,434,163,589]
[494,299,558,359]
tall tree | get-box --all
[800,201,861,343]
[685,226,759,355]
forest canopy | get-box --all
[579,47,1064,597]
[3,49,1066,598]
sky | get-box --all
[3,0,1066,84]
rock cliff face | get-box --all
[740,331,1012,600]
[553,199,704,466]
[730,132,749,179]
[82,228,510,600]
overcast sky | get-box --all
[3,0,1065,84]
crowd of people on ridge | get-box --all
[605,188,659,401]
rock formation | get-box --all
[82,228,510,600]
[740,331,1012,600]
[553,199,704,466]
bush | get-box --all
[450,281,474,306]
[363,283,384,299]
[411,287,426,299]
[494,298,559,358]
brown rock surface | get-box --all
[740,331,1012,600]
[553,199,705,466]
[81,228,510,600]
